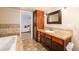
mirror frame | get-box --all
[47,10,62,24]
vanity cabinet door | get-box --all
[45,35,52,49]
[52,41,64,51]
[40,32,45,45]
[45,37,52,49]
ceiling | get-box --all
[20,7,61,14]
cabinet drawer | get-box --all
[45,37,52,49]
[52,37,64,46]
[46,34,52,39]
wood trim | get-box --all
[46,34,52,39]
[52,36,64,46]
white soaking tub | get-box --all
[0,35,17,51]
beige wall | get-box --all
[62,7,79,50]
[44,7,79,50]
[0,8,20,36]
[0,8,20,24]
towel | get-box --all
[66,42,74,51]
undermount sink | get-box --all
[44,30,54,33]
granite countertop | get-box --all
[37,29,72,40]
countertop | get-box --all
[37,29,72,40]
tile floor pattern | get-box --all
[22,39,47,51]
[21,32,47,51]
[21,32,31,40]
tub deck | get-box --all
[0,34,23,51]
[16,35,24,51]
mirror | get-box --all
[47,10,62,24]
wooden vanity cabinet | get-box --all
[33,10,44,41]
[37,31,64,51]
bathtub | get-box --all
[0,35,17,51]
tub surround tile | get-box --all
[0,33,20,37]
[0,24,20,37]
[0,24,20,28]
[0,24,23,51]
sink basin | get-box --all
[44,30,54,33]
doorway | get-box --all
[20,10,33,40]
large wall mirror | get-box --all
[47,10,62,24]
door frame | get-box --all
[20,9,33,40]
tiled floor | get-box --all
[21,32,47,51]
[21,32,31,40]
